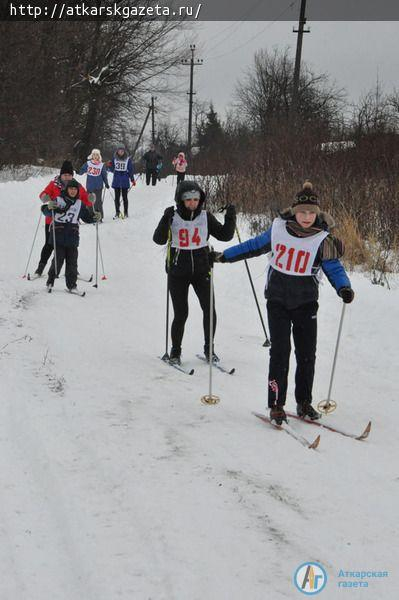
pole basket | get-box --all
[101,275,107,280]
[200,394,220,405]
[317,399,337,414]
[263,339,271,347]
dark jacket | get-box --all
[142,150,163,171]
[223,212,351,309]
[41,190,95,248]
[153,180,236,277]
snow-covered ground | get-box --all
[0,174,397,599]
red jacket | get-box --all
[39,177,91,224]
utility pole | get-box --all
[291,0,310,115]
[151,96,157,145]
[181,44,203,158]
[132,103,152,158]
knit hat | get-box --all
[60,160,74,176]
[65,179,80,195]
[88,148,102,161]
[291,181,320,214]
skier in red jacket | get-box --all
[34,160,92,276]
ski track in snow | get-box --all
[0,174,397,599]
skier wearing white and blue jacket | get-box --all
[210,181,354,425]
[108,146,135,218]
[79,148,109,221]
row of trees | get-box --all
[0,11,185,168]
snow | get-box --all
[0,174,397,599]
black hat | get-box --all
[60,160,74,176]
[65,179,80,196]
[291,181,320,214]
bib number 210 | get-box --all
[178,228,201,247]
[275,243,310,273]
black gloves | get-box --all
[208,251,225,267]
[163,206,175,222]
[339,287,354,303]
[225,204,236,218]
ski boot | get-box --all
[204,345,220,363]
[296,402,321,421]
[169,347,181,366]
[35,262,45,276]
[270,406,287,426]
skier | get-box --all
[34,160,92,276]
[142,144,163,186]
[172,152,188,184]
[79,148,109,222]
[153,180,236,365]
[42,179,101,291]
[108,146,135,218]
[211,181,354,425]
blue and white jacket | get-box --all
[223,215,351,309]
[79,160,109,192]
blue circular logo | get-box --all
[294,562,328,595]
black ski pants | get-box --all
[176,172,185,184]
[114,188,129,216]
[39,224,53,268]
[47,245,78,289]
[266,300,318,408]
[169,272,216,352]
[146,169,158,186]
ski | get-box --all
[285,412,371,441]
[195,354,235,375]
[65,288,86,297]
[158,356,194,376]
[253,412,320,450]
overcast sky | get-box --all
[160,21,399,127]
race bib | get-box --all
[114,159,129,171]
[87,161,103,177]
[269,217,328,276]
[54,200,82,224]
[171,211,208,249]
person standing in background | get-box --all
[172,152,188,184]
[79,148,109,222]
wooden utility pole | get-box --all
[181,45,203,157]
[291,0,310,115]
[151,96,157,144]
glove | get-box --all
[225,204,236,218]
[41,193,51,203]
[339,287,354,304]
[88,192,96,205]
[208,251,225,267]
[131,179,136,186]
[163,206,175,222]
[47,199,58,210]
[105,184,110,189]
[93,211,102,222]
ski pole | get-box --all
[50,209,59,280]
[22,211,42,277]
[218,207,270,347]
[93,221,99,288]
[201,264,220,405]
[97,229,107,280]
[318,303,347,414]
[161,230,172,361]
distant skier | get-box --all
[108,146,135,218]
[142,144,163,186]
[42,179,101,291]
[34,161,92,276]
[211,181,354,425]
[153,180,236,365]
[79,148,109,222]
[172,152,188,184]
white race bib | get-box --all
[54,200,82,224]
[87,161,103,177]
[269,217,328,276]
[171,211,208,249]
[114,158,129,171]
